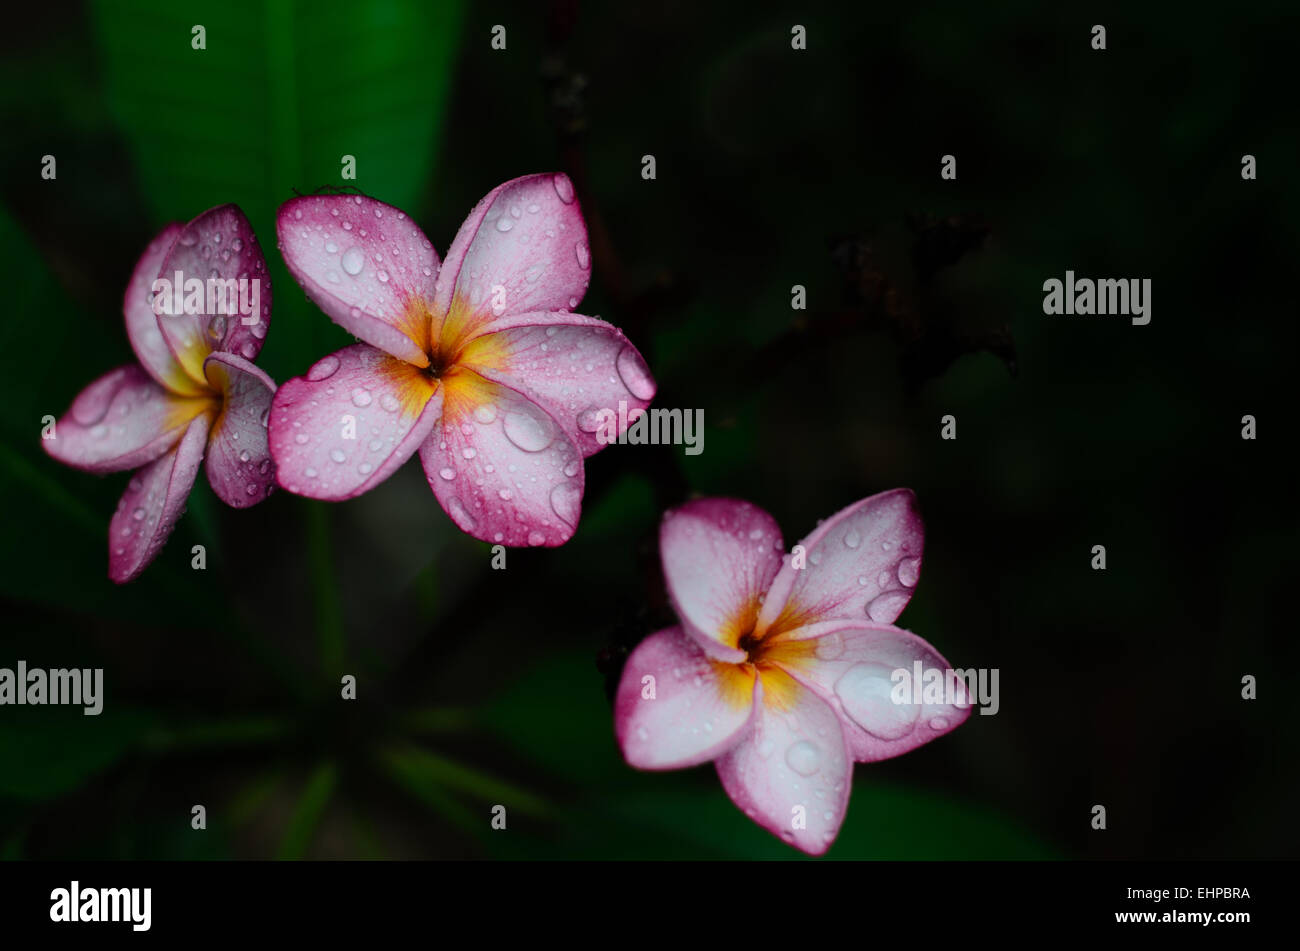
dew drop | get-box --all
[306,355,340,381]
[502,408,554,452]
[898,556,921,588]
[866,590,910,622]
[785,740,821,777]
[552,174,575,203]
[550,482,581,526]
[341,247,365,276]
[615,346,655,400]
[834,663,919,740]
[577,406,605,433]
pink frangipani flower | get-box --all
[615,490,971,855]
[42,205,277,582]
[269,174,655,547]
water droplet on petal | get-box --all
[866,590,910,622]
[785,740,820,777]
[306,355,340,381]
[552,174,575,203]
[834,663,919,740]
[294,433,310,445]
[341,247,365,275]
[615,346,655,400]
[527,530,546,546]
[495,215,514,233]
[438,467,456,481]
[550,482,581,526]
[575,241,590,268]
[351,388,372,407]
[473,403,497,425]
[380,394,401,413]
[898,556,921,588]
[330,449,346,463]
[502,407,554,452]
[844,528,861,549]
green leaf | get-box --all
[0,707,156,801]
[377,744,550,820]
[276,760,338,860]
[90,0,466,379]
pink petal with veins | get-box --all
[419,375,583,547]
[202,352,277,508]
[43,365,211,474]
[277,194,438,366]
[659,498,786,662]
[461,311,656,458]
[614,626,758,770]
[108,413,211,583]
[156,204,273,385]
[759,489,925,636]
[432,173,591,343]
[269,344,441,501]
[715,675,852,856]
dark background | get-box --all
[0,0,1295,859]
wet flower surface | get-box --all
[615,490,971,854]
[269,174,655,547]
[42,205,277,582]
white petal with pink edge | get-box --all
[615,627,757,771]
[659,499,786,662]
[759,488,925,635]
[715,672,852,856]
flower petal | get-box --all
[457,311,656,458]
[659,499,786,662]
[269,344,440,501]
[432,173,591,347]
[277,194,437,366]
[108,412,210,583]
[203,352,277,508]
[418,370,584,547]
[43,365,214,474]
[123,222,206,396]
[757,489,925,637]
[715,669,852,855]
[783,622,972,763]
[615,627,757,770]
[157,204,274,385]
